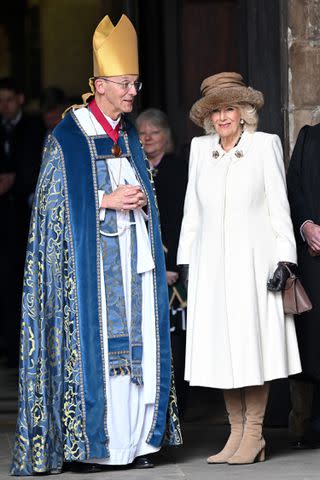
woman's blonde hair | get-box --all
[203,103,259,134]
[136,108,174,153]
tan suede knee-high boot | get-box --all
[228,383,269,465]
[207,389,244,464]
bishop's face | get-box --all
[94,75,140,119]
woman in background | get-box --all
[137,108,188,413]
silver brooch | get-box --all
[235,150,243,158]
[212,150,219,159]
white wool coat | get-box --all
[177,131,302,389]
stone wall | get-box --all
[288,0,320,153]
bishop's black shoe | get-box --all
[67,461,104,473]
[131,456,154,469]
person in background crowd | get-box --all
[0,77,43,368]
[136,108,188,414]
[177,72,301,465]
[26,86,67,208]
[40,86,66,137]
[287,123,320,449]
[11,14,181,476]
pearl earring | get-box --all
[240,119,244,125]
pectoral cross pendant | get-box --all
[112,143,122,157]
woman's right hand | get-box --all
[101,185,147,211]
[267,262,293,292]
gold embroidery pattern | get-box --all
[164,361,183,446]
[11,136,86,475]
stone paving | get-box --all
[1,366,320,479]
[2,422,320,480]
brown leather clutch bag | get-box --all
[282,265,312,315]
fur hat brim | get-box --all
[190,85,264,128]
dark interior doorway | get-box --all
[137,0,285,155]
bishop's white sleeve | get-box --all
[177,138,200,265]
[263,134,297,263]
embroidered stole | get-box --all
[95,132,143,385]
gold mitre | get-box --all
[93,14,139,77]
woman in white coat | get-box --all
[177,72,301,465]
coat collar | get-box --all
[212,131,254,159]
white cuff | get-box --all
[300,220,314,241]
[98,190,106,222]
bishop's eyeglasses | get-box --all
[100,78,142,92]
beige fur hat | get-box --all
[190,72,264,128]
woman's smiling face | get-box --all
[210,106,241,139]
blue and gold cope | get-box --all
[10,111,182,476]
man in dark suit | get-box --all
[287,122,320,447]
[0,77,44,367]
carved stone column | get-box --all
[288,0,320,152]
